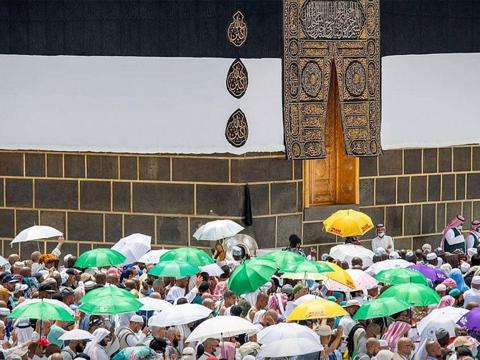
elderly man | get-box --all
[117,315,148,347]
[356,338,380,360]
[463,276,480,307]
[426,340,442,360]
[393,337,414,360]
[371,224,394,253]
[198,338,220,360]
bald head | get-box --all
[49,353,63,360]
[366,338,380,356]
[397,337,413,357]
[426,341,441,358]
[31,251,41,263]
[8,254,19,266]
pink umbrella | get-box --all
[323,269,378,292]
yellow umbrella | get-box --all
[320,261,355,289]
[323,209,373,237]
[287,299,348,321]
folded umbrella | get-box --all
[353,298,410,320]
[11,225,62,245]
[148,304,211,327]
[186,315,258,343]
[111,233,151,265]
[379,283,441,306]
[329,244,375,268]
[375,268,428,285]
[160,247,214,266]
[257,323,319,344]
[193,220,244,241]
[259,338,323,358]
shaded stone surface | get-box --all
[16,210,39,235]
[456,174,466,200]
[80,181,111,211]
[375,178,396,205]
[6,179,33,207]
[453,147,471,172]
[439,148,452,172]
[397,177,410,203]
[105,214,123,242]
[133,183,193,214]
[271,182,297,214]
[113,182,130,212]
[379,150,403,176]
[87,155,118,179]
[0,152,23,176]
[64,154,85,178]
[47,154,62,177]
[360,156,378,177]
[442,175,455,201]
[423,148,438,173]
[36,180,78,209]
[120,156,138,180]
[124,214,155,237]
[428,175,441,201]
[40,211,66,234]
[231,158,292,182]
[277,214,302,247]
[360,179,374,206]
[467,173,480,199]
[404,149,422,174]
[139,157,169,181]
[421,204,436,234]
[157,216,188,246]
[68,212,103,242]
[303,221,336,245]
[25,153,45,177]
[385,206,403,237]
[404,205,421,236]
[411,176,427,202]
[172,158,229,182]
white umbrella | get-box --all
[59,329,94,341]
[259,338,323,358]
[186,316,258,343]
[139,297,172,312]
[199,263,224,277]
[294,294,323,306]
[417,306,468,338]
[193,220,244,241]
[329,244,375,267]
[0,256,8,268]
[148,304,211,327]
[137,250,169,264]
[365,259,411,275]
[323,269,378,292]
[112,233,151,264]
[257,323,319,344]
[11,225,62,245]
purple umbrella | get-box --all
[458,307,480,331]
[408,264,448,283]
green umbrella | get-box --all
[353,297,411,320]
[228,258,277,295]
[379,283,441,306]
[10,299,74,322]
[282,260,333,276]
[80,286,142,315]
[160,247,214,266]
[148,260,199,278]
[258,250,306,272]
[375,268,428,285]
[75,248,126,268]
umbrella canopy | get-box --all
[375,268,428,285]
[186,316,258,343]
[257,323,319,344]
[80,286,142,315]
[199,263,225,277]
[408,264,448,283]
[321,262,356,289]
[75,248,126,268]
[111,233,151,265]
[0,256,8,268]
[287,299,348,321]
[258,250,306,272]
[294,294,324,306]
[329,244,375,268]
[227,258,277,295]
[148,260,199,278]
[138,250,169,264]
[323,269,378,292]
[458,307,480,331]
[10,299,74,322]
[59,329,95,341]
[112,346,156,360]
[259,338,324,358]
[139,297,172,312]
[379,283,441,306]
[353,298,411,320]
[148,304,211,326]
[365,259,411,275]
[282,260,333,277]
[323,209,374,237]
[418,306,468,338]
[11,225,62,245]
[160,247,214,266]
[193,220,244,241]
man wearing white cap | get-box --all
[117,314,148,348]
[371,224,394,254]
[463,276,480,308]
[426,252,442,268]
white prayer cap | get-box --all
[472,276,480,285]
[130,314,144,324]
[0,307,10,316]
[435,284,447,292]
[389,251,400,259]
[426,253,438,261]
[374,247,386,256]
[422,244,432,252]
[461,262,471,273]
[379,340,389,348]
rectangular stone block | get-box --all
[423,148,438,173]
[404,205,421,236]
[139,157,169,181]
[397,177,410,204]
[457,174,466,200]
[436,203,446,233]
[360,156,378,177]
[6,179,33,207]
[16,210,39,235]
[40,211,66,234]
[360,179,374,206]
[87,155,118,179]
[385,206,403,237]
[303,222,336,245]
[79,243,92,253]
[242,216,276,249]
[196,184,242,217]
[249,184,270,216]
[105,214,123,242]
[68,212,103,242]
[375,178,396,205]
[113,182,130,212]
[453,147,472,172]
[463,201,472,225]
[47,154,63,177]
[439,148,452,172]
[35,180,78,210]
[25,153,45,177]
[421,204,436,234]
[473,147,480,171]
[446,202,462,223]
[0,152,23,176]
[428,175,441,201]
[379,150,403,176]
[120,156,138,180]
[172,158,228,182]
[294,160,303,180]
[0,209,15,241]
[271,183,297,214]
[467,173,480,199]
[404,149,422,174]
[124,215,155,238]
[277,214,302,248]
[0,178,3,207]
[442,174,455,201]
[80,181,111,211]
[133,183,194,214]
[395,237,413,250]
[411,176,427,202]
[157,216,188,246]
[64,154,85,178]
[231,158,292,183]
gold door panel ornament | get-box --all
[283,0,382,160]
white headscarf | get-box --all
[84,328,109,358]
[374,349,394,360]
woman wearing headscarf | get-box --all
[84,328,110,360]
[449,268,470,293]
